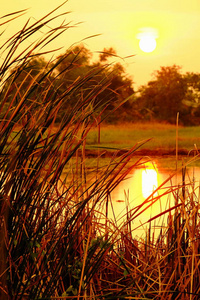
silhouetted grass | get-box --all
[1,4,200,300]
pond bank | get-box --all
[84,147,199,158]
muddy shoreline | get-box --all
[84,148,198,158]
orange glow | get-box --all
[2,1,200,88]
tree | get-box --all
[98,47,117,62]
[182,72,200,122]
[0,56,56,121]
[54,44,92,83]
[138,65,187,124]
[1,56,56,101]
[2,44,134,123]
[53,45,134,122]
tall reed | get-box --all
[0,4,148,299]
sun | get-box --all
[139,35,157,53]
[137,28,158,53]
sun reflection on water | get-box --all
[108,162,200,238]
[142,168,158,199]
[109,161,166,237]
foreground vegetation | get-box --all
[1,4,200,299]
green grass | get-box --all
[85,122,200,170]
[87,122,200,151]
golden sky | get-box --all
[2,0,200,88]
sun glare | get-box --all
[137,28,158,53]
[139,36,157,53]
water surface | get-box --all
[108,161,200,238]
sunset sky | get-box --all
[2,0,200,88]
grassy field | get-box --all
[87,122,200,151]
[85,122,200,170]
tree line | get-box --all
[0,45,133,124]
[1,44,200,125]
[135,65,200,125]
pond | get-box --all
[108,160,200,239]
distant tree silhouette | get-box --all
[52,45,134,122]
[136,65,200,124]
[0,56,55,121]
[138,65,186,123]
[1,44,134,123]
[98,47,117,62]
